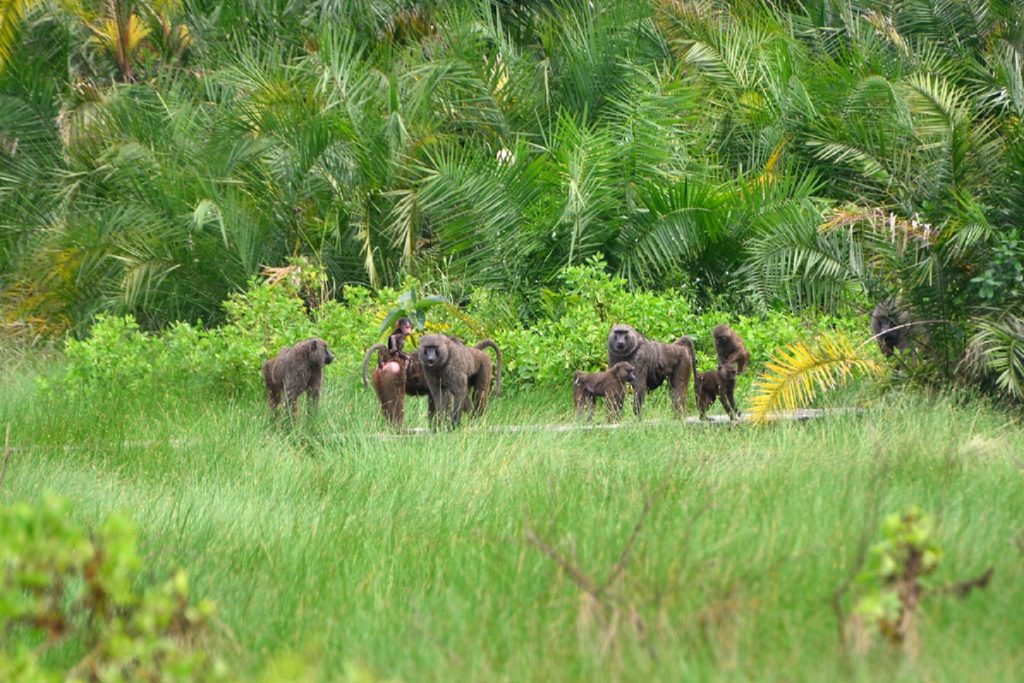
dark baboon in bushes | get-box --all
[871,298,915,357]
[607,325,696,419]
[573,362,636,421]
[262,338,334,418]
[695,365,739,420]
[371,348,408,428]
[417,334,502,426]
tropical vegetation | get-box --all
[1,0,1022,403]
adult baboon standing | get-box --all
[417,334,502,426]
[607,325,696,419]
[262,338,334,418]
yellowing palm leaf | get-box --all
[749,333,885,425]
[0,0,34,73]
[90,13,150,56]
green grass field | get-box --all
[1,370,1022,682]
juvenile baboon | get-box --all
[371,348,408,428]
[871,298,914,357]
[262,338,334,418]
[695,365,739,420]
[573,362,637,421]
[388,316,414,355]
[417,334,503,426]
[712,324,749,417]
[607,325,696,419]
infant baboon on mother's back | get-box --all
[262,337,334,418]
[607,325,696,419]
[573,362,636,421]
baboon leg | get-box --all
[670,371,689,419]
[448,382,469,427]
[632,384,647,419]
[697,393,710,420]
[266,386,282,412]
[307,376,322,414]
[721,379,738,419]
[605,389,623,422]
[470,365,492,416]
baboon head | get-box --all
[608,325,640,356]
[610,361,637,384]
[303,338,334,367]
[417,334,450,369]
[717,363,737,383]
[397,317,413,335]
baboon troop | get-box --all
[266,316,751,430]
[417,334,503,427]
[871,298,914,357]
[607,324,697,419]
[262,338,334,418]
[573,361,636,421]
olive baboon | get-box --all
[573,362,636,421]
[712,325,748,417]
[695,365,739,420]
[388,316,414,355]
[712,324,749,374]
[871,298,914,357]
[262,338,335,418]
[417,334,503,426]
[606,325,696,419]
[371,348,408,428]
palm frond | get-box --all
[0,0,33,74]
[749,333,885,424]
[963,314,1024,401]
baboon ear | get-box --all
[311,340,318,350]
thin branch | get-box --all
[925,568,994,599]
[524,527,600,598]
[0,424,11,490]
[858,319,953,350]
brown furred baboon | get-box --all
[388,316,414,355]
[262,338,334,418]
[712,324,749,417]
[607,325,696,419]
[712,324,749,374]
[417,334,502,426]
[371,348,408,428]
[695,365,739,420]
[573,362,636,421]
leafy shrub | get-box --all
[0,494,223,681]
[52,260,866,397]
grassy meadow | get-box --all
[1,365,1022,682]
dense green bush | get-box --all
[52,261,865,399]
[0,495,222,681]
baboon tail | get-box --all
[361,344,387,388]
[675,335,699,394]
[474,339,503,396]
